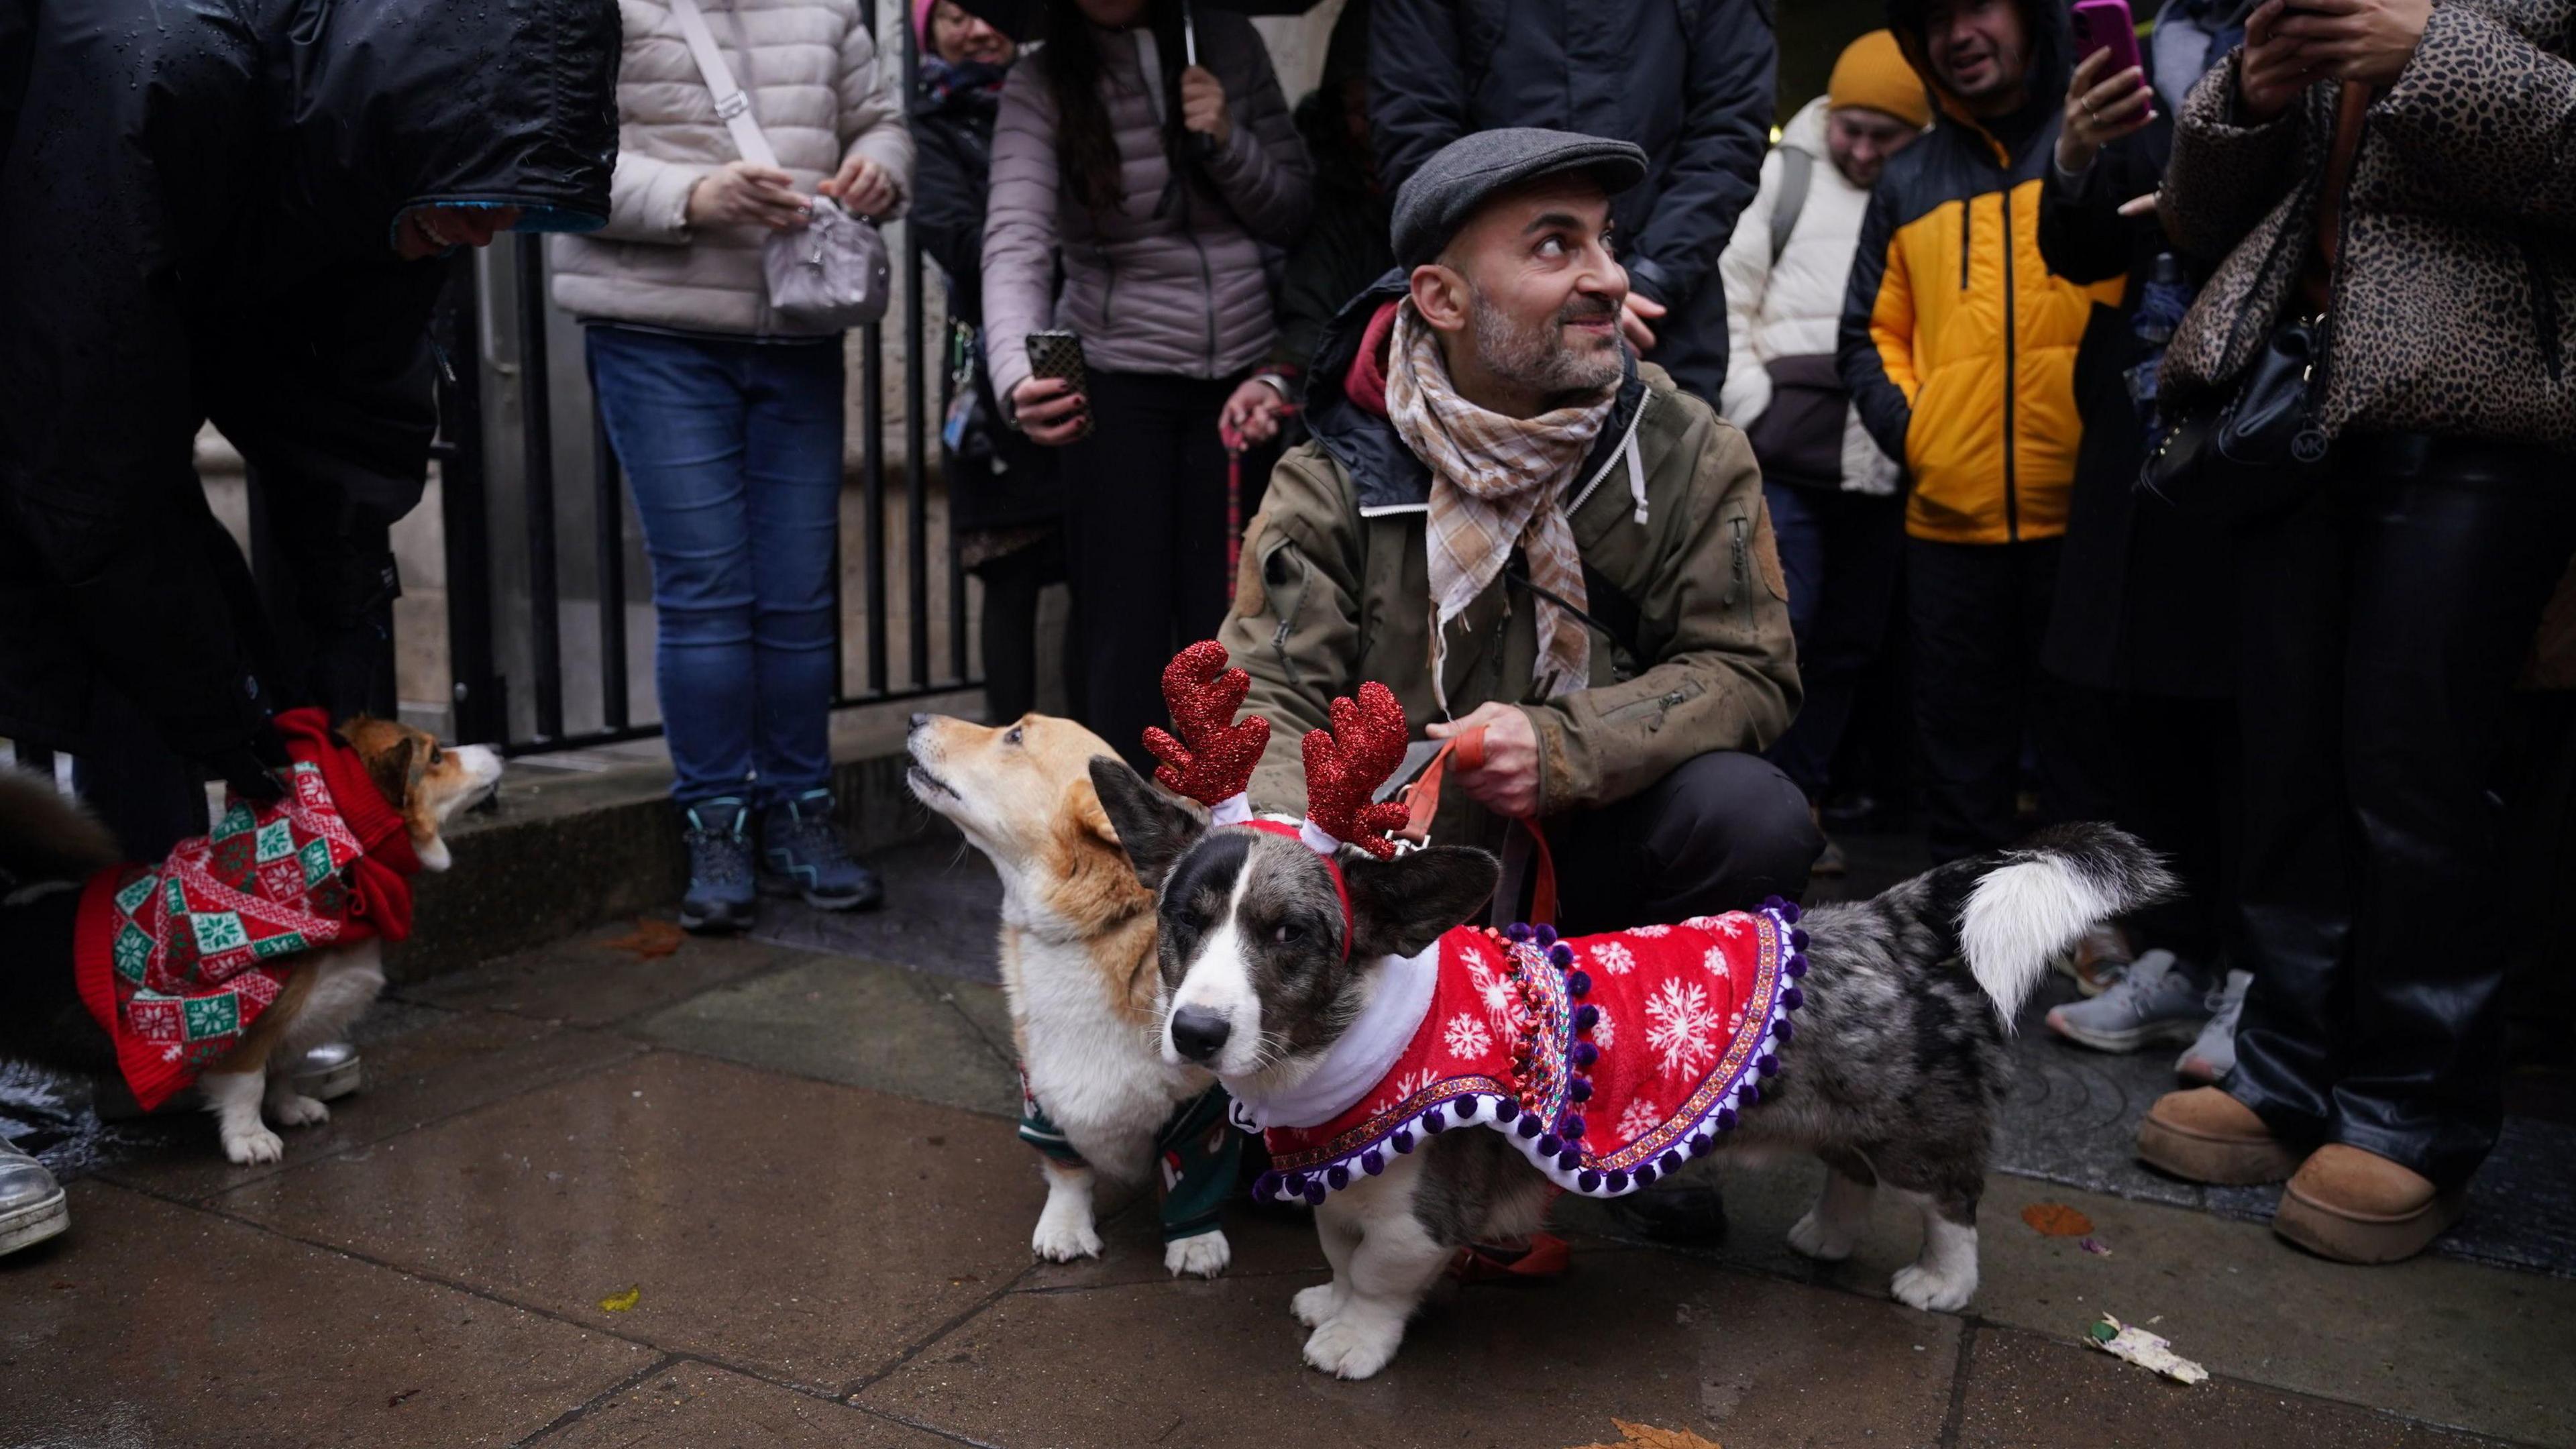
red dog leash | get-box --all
[1395,725,1560,927]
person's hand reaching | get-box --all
[1181,66,1233,148]
[2057,47,2156,175]
[2271,0,2432,89]
[818,154,898,217]
[1619,291,1666,354]
[1012,376,1089,446]
[1219,377,1288,447]
[2238,0,2321,121]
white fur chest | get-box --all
[999,916,1207,1182]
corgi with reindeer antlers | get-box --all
[1087,642,2175,1379]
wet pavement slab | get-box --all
[209,1051,1048,1394]
[530,1362,955,1447]
[0,1181,653,1448]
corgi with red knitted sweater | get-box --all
[0,712,499,1164]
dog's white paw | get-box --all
[1786,1208,1857,1262]
[223,1125,286,1165]
[1031,1214,1103,1263]
[268,1093,331,1128]
[1289,1282,1345,1328]
[1890,1262,1977,1313]
[1164,1231,1231,1279]
[1302,1311,1403,1380]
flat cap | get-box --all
[1390,128,1648,268]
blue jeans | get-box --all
[586,326,843,807]
[1761,480,1904,802]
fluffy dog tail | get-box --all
[1940,823,2176,1029]
[0,768,121,888]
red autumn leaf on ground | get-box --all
[1569,1421,1723,1449]
[2022,1201,2096,1237]
[601,919,685,959]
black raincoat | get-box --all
[0,0,617,761]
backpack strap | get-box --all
[1769,146,1813,264]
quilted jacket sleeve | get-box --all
[837,15,914,217]
[2369,3,2576,225]
[1199,17,1311,248]
[592,150,713,244]
[1623,0,1774,313]
[980,63,1062,414]
[1837,180,1915,463]
[1222,449,1363,817]
[2157,54,2310,266]
[1717,146,1783,427]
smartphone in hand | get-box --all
[1024,329,1092,441]
[2070,0,2145,80]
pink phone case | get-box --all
[2070,0,2146,85]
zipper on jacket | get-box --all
[2000,184,2019,541]
[1192,229,1219,370]
[1959,199,1972,290]
[1729,516,1753,631]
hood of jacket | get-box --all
[1301,270,1648,515]
[1884,0,2069,166]
[1778,94,1833,163]
[274,0,619,264]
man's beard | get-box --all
[1467,285,1624,400]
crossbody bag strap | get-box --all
[665,0,782,171]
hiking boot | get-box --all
[0,1134,68,1257]
[2053,923,2131,998]
[678,797,757,934]
[2045,950,2211,1053]
[289,1041,364,1102]
[2176,969,2253,1085]
[2137,1086,2300,1185]
[2273,1144,2467,1265]
[760,789,884,911]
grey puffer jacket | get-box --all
[981,9,1310,412]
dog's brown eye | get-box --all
[1004,725,1024,746]
[1274,923,1304,945]
[428,745,443,765]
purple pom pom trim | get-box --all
[1569,1079,1593,1102]
[1558,1150,1582,1171]
[1790,928,1811,951]
[1571,1042,1599,1068]
[1631,1164,1656,1187]
[1534,924,1558,947]
[1327,1165,1350,1189]
[1659,1151,1683,1175]
[1561,1116,1586,1140]
[1361,1150,1385,1175]
[1786,953,1809,978]
[1567,970,1593,997]
[1538,1133,1562,1155]
[1578,1170,1601,1191]
[1605,1169,1629,1191]
[1495,1098,1520,1122]
[1717,1107,1738,1130]
[1783,985,1805,1010]
[1304,1182,1328,1205]
[1517,1116,1542,1138]
[1391,1129,1415,1154]
[1574,1004,1599,1031]
[1505,922,1533,943]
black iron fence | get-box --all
[427,21,971,757]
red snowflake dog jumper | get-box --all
[1242,902,1808,1203]
[72,708,420,1110]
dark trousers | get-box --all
[2102,693,2239,980]
[1546,751,1823,936]
[973,530,1070,724]
[1063,370,1238,771]
[1908,535,2089,863]
[2228,441,2576,1187]
[1762,482,1906,800]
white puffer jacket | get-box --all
[550,0,915,337]
[1717,98,1900,496]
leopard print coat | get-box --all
[2157,0,2576,447]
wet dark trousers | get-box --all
[1907,536,2092,863]
[2227,439,2576,1186]
[1546,751,1823,936]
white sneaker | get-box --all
[2045,950,2212,1053]
[2176,969,2253,1085]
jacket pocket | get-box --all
[1257,533,1309,690]
[1601,678,1707,731]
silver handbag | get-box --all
[667,0,892,329]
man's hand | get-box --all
[818,154,897,217]
[1619,291,1667,354]
[2057,48,2155,175]
[2271,0,2431,88]
[1428,702,1540,820]
[1181,66,1233,148]
[1219,376,1287,447]
[688,160,812,230]
[2239,0,2320,121]
[1012,376,1089,446]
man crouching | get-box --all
[1220,128,1819,1240]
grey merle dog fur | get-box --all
[1089,755,2174,1376]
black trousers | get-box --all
[1907,536,2092,862]
[972,530,1069,724]
[1546,751,1823,936]
[2229,439,2576,1187]
[2101,692,2239,981]
[1062,371,1238,771]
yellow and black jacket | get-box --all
[1837,0,2123,545]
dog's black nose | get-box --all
[1169,1008,1232,1063]
[908,712,930,732]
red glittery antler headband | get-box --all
[1142,641,1270,826]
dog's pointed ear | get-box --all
[1087,755,1205,891]
[1067,775,1121,847]
[1342,845,1500,959]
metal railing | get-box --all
[425,11,973,757]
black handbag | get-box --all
[2141,312,2334,519]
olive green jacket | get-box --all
[1219,346,1801,857]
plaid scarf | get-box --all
[1385,301,1615,707]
